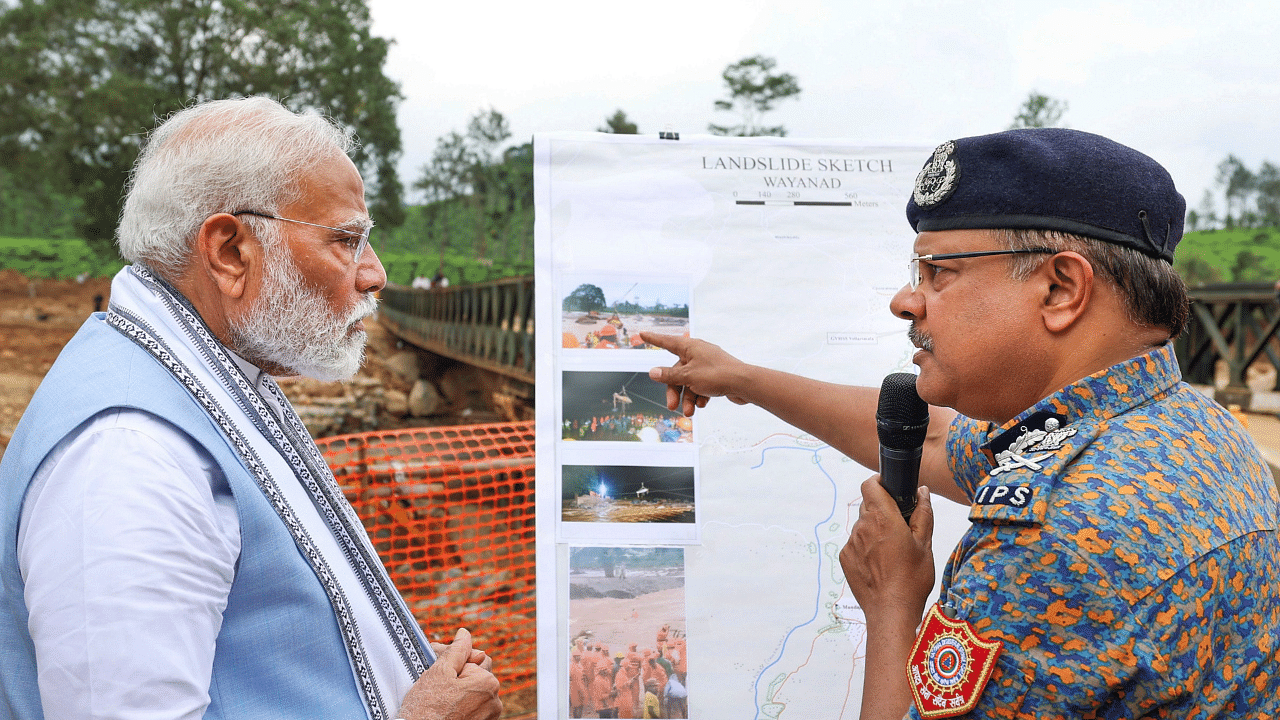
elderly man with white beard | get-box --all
[0,97,502,720]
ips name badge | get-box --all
[973,484,1032,508]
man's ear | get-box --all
[1039,251,1094,333]
[196,213,257,299]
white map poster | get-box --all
[533,133,972,719]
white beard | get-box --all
[230,245,377,382]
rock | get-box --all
[438,365,482,409]
[492,392,521,422]
[384,389,409,417]
[292,405,347,439]
[384,350,421,388]
[408,379,442,417]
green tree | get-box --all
[1197,189,1219,231]
[0,0,405,260]
[1256,161,1280,227]
[466,108,511,165]
[465,108,511,261]
[598,110,638,134]
[414,109,508,257]
[708,54,801,137]
[0,167,81,238]
[411,108,535,277]
[1216,154,1255,229]
[564,284,607,312]
[1009,92,1068,129]
[413,131,470,273]
[1231,249,1269,282]
[493,142,534,264]
[1175,255,1222,287]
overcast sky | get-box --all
[368,0,1279,216]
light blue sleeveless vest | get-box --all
[0,314,405,719]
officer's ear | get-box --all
[195,213,260,299]
[1038,251,1093,333]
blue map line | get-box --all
[749,443,841,720]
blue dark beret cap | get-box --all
[906,128,1185,262]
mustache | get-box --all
[346,293,379,327]
[907,324,934,352]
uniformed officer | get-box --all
[644,128,1280,718]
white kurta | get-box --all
[19,407,240,720]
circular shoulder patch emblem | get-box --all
[913,140,961,208]
[923,632,972,692]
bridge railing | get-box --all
[1177,282,1280,404]
[380,277,535,385]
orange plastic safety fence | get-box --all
[315,422,537,705]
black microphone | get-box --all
[876,373,930,522]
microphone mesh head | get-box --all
[876,373,930,449]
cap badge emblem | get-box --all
[913,141,960,208]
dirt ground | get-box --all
[0,271,113,455]
[0,269,502,458]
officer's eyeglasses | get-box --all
[909,248,1056,289]
[232,210,371,263]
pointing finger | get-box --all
[640,332,685,355]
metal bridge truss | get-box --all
[1177,282,1280,407]
[379,277,535,388]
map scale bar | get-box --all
[736,200,853,207]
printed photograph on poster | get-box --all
[561,276,690,351]
[562,371,692,443]
[562,464,695,525]
[568,546,688,719]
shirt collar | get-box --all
[224,348,292,420]
[982,342,1182,448]
[226,348,266,387]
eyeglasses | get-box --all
[232,210,371,263]
[909,248,1056,289]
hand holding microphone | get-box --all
[839,372,936,627]
[876,373,929,522]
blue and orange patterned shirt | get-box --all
[915,343,1280,719]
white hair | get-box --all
[117,96,355,277]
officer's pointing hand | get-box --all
[642,333,750,416]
